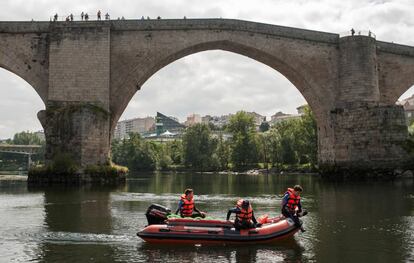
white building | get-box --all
[114,116,155,139]
[185,114,202,126]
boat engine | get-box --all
[145,204,171,225]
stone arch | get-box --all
[0,36,48,103]
[377,47,414,104]
[109,29,339,163]
[110,39,337,130]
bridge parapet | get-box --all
[0,19,339,43]
[0,145,42,155]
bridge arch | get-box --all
[110,30,338,138]
[0,34,48,103]
[110,28,339,163]
[377,43,414,104]
[0,68,45,139]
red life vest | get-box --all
[236,199,253,222]
[180,194,194,217]
[286,188,300,211]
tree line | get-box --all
[111,106,318,172]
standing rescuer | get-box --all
[175,188,206,218]
[281,185,306,232]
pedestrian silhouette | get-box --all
[97,10,101,20]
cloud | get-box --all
[0,0,413,138]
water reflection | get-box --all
[137,238,305,263]
[313,179,414,263]
[37,186,118,262]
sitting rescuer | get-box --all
[175,188,206,218]
[281,185,306,232]
[226,199,262,230]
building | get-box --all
[270,111,301,125]
[245,112,266,127]
[34,130,45,141]
[398,95,414,124]
[114,116,155,139]
[155,112,185,135]
[185,114,202,126]
[201,114,233,128]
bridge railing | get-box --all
[339,30,376,39]
[48,14,195,22]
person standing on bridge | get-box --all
[70,13,74,21]
[175,188,206,218]
[281,185,306,232]
[97,10,101,20]
[85,13,89,21]
[81,12,84,21]
[53,13,58,22]
[105,13,110,20]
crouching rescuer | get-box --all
[227,199,262,230]
[175,188,206,218]
[281,185,306,232]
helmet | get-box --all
[241,200,250,208]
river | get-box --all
[0,172,413,262]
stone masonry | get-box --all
[0,19,414,178]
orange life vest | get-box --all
[180,194,194,217]
[286,188,300,211]
[236,199,253,222]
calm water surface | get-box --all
[0,173,413,262]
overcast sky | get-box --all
[0,0,413,139]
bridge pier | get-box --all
[30,102,126,185]
[319,36,411,179]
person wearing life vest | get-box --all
[226,199,261,230]
[281,185,305,232]
[175,188,206,218]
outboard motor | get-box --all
[145,204,171,225]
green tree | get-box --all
[182,123,217,171]
[259,121,270,132]
[166,140,183,165]
[297,106,318,166]
[155,142,172,170]
[111,133,157,171]
[215,135,230,170]
[257,132,271,169]
[227,111,258,168]
[12,131,43,145]
[268,106,317,167]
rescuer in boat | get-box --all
[281,185,306,232]
[226,199,262,230]
[175,188,206,218]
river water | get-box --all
[0,173,413,262]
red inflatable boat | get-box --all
[137,204,302,244]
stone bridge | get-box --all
[0,19,413,177]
